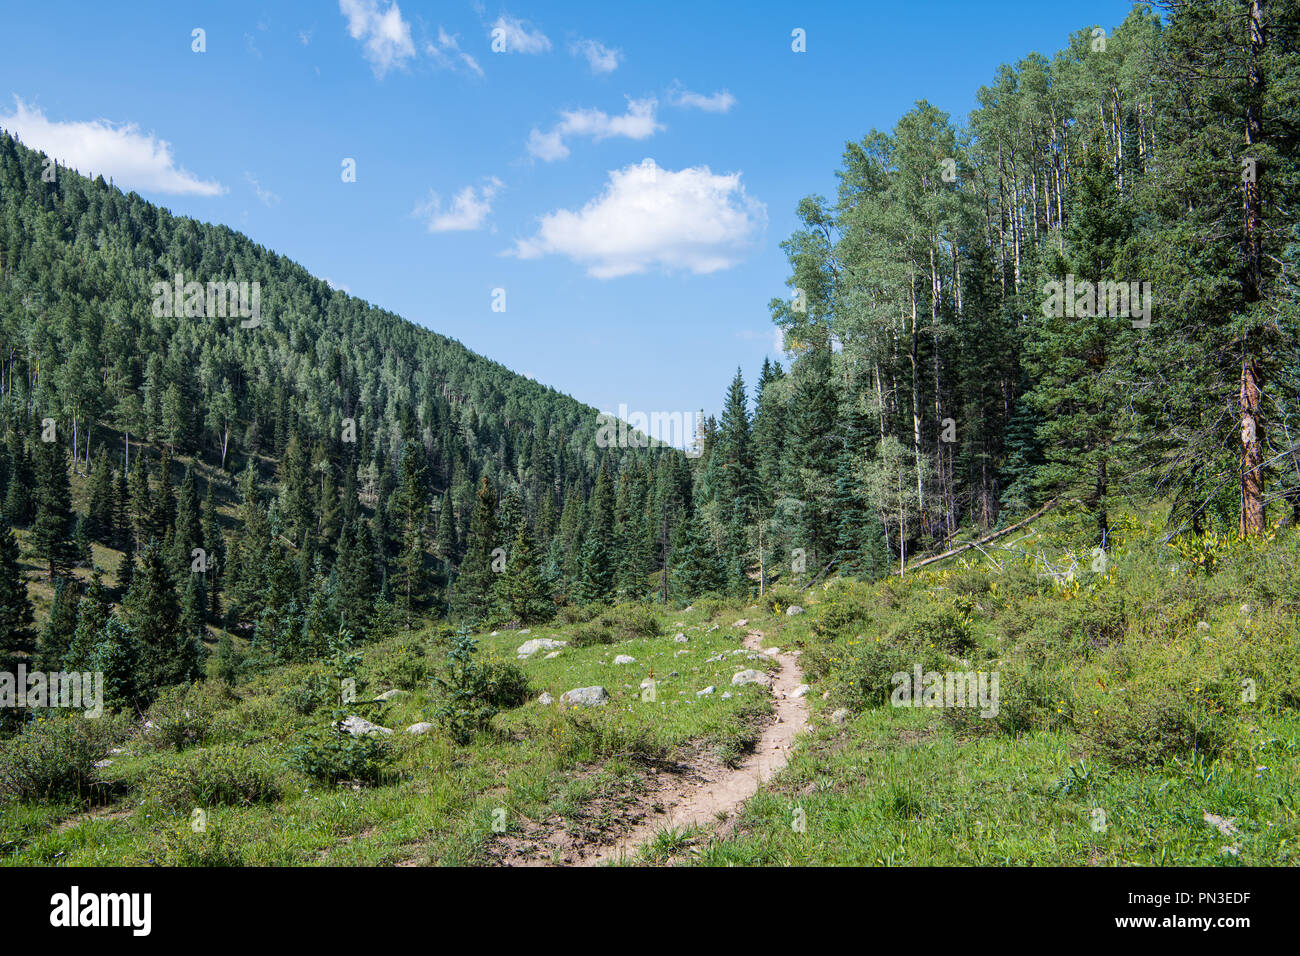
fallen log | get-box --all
[904,498,1059,574]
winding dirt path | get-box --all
[577,626,809,866]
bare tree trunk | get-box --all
[1241,0,1267,536]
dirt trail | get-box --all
[576,626,809,866]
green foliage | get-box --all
[137,744,281,812]
[0,713,127,803]
[286,710,393,786]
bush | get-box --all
[286,713,393,786]
[811,582,877,639]
[479,658,530,710]
[885,598,977,655]
[281,672,335,716]
[362,638,430,691]
[0,713,127,803]
[568,623,615,648]
[824,638,949,712]
[596,603,661,641]
[145,683,230,751]
[138,744,281,812]
[557,604,600,626]
[1078,681,1237,767]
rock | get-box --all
[830,708,850,725]
[697,686,715,696]
[518,638,567,658]
[544,650,561,660]
[519,629,531,635]
[786,605,804,616]
[537,692,555,706]
[93,759,113,769]
[674,633,688,643]
[732,669,771,687]
[792,684,810,698]
[490,631,499,637]
[614,654,636,665]
[733,619,749,627]
[684,605,695,613]
[721,691,732,700]
[763,647,780,656]
[405,722,435,735]
[1196,621,1210,631]
[340,715,393,736]
[707,624,720,632]
[1203,811,1239,837]
[705,654,725,663]
[374,689,406,702]
[675,649,689,656]
[560,686,609,707]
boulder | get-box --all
[340,715,393,736]
[674,633,688,643]
[537,692,555,706]
[731,669,771,687]
[560,686,609,707]
[374,689,405,702]
[791,684,810,698]
[518,638,567,658]
[614,654,636,665]
[786,605,804,616]
[405,722,435,735]
[696,686,715,696]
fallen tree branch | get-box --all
[904,498,1059,574]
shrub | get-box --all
[1078,680,1237,767]
[479,658,530,710]
[138,744,281,812]
[557,604,600,626]
[281,672,335,716]
[568,623,615,648]
[0,713,127,803]
[597,603,661,641]
[144,683,229,752]
[286,713,393,786]
[362,638,430,691]
[825,638,948,712]
[430,631,524,744]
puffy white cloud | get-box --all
[490,15,551,54]
[339,0,415,77]
[511,158,765,278]
[413,177,503,232]
[570,38,621,74]
[526,97,661,162]
[669,85,736,113]
[0,97,223,196]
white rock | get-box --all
[830,708,850,725]
[518,638,567,658]
[792,685,810,698]
[763,647,780,656]
[734,619,749,627]
[560,686,610,707]
[786,605,804,616]
[405,722,435,735]
[340,715,393,736]
[93,759,113,769]
[614,654,636,665]
[374,689,405,701]
[537,692,555,706]
[674,633,688,643]
[1197,621,1210,631]
[519,629,531,635]
[732,669,771,687]
[697,686,715,696]
[675,649,688,656]
[721,692,732,700]
[544,651,561,659]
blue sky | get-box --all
[0,0,1139,432]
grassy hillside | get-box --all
[2,506,1297,866]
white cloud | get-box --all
[244,172,280,207]
[570,38,621,74]
[511,158,765,278]
[669,84,736,113]
[0,97,223,196]
[427,27,483,77]
[413,177,503,232]
[526,97,661,162]
[339,0,415,77]
[490,15,551,54]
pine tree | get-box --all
[0,526,36,671]
[1,432,34,526]
[31,436,77,580]
[86,449,115,542]
[64,569,110,672]
[670,512,724,602]
[125,539,201,689]
[452,476,500,623]
[499,521,552,624]
[391,442,428,628]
